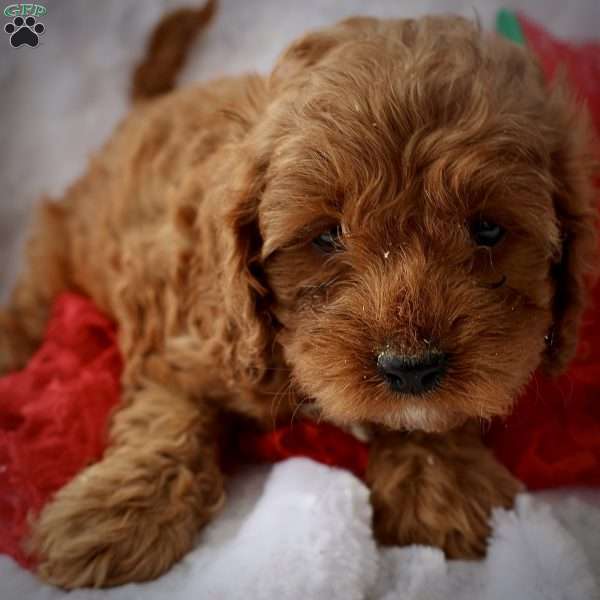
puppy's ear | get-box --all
[542,90,598,375]
[221,156,274,385]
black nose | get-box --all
[377,352,447,395]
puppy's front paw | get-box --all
[29,450,223,588]
[366,430,521,558]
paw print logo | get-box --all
[4,15,44,47]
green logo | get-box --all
[4,3,46,17]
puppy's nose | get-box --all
[377,352,447,395]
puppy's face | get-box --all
[226,17,596,433]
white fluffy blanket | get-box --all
[1,1,600,598]
[1,459,600,599]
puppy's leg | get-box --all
[366,424,521,558]
[29,382,224,588]
[0,202,71,373]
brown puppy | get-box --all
[1,7,597,589]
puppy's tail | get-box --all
[131,0,217,102]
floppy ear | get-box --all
[542,91,598,375]
[221,153,275,386]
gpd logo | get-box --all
[3,3,46,47]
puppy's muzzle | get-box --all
[377,352,447,395]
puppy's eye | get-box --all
[471,220,505,247]
[313,225,343,253]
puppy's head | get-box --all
[222,16,597,432]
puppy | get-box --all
[1,4,597,588]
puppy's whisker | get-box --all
[315,406,326,424]
[270,379,293,429]
[290,397,307,426]
[478,417,492,435]
[488,252,495,271]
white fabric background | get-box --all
[1,459,600,600]
[1,1,599,599]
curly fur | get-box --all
[0,8,597,588]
